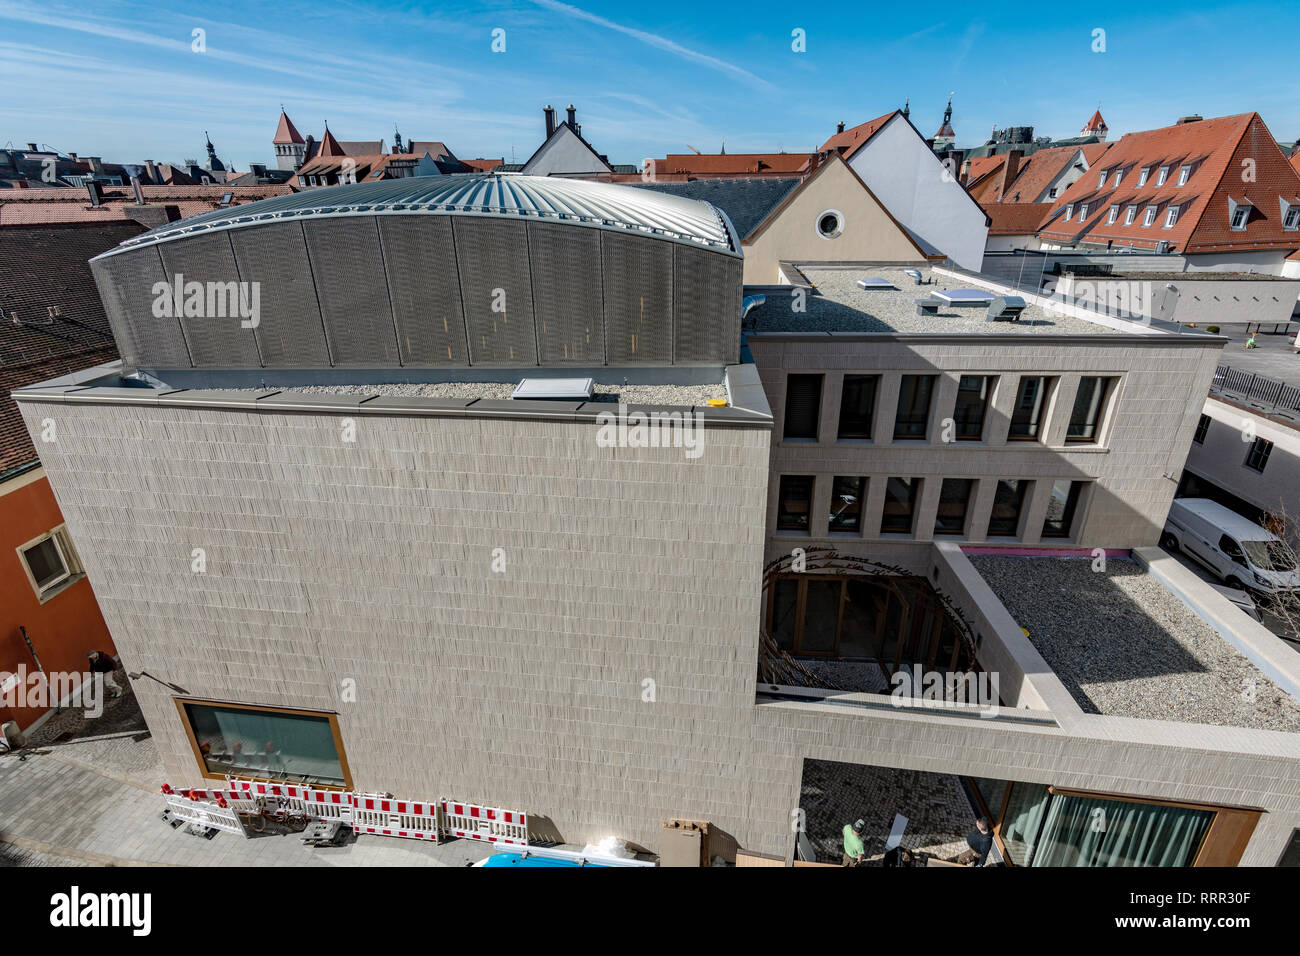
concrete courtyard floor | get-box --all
[0,689,495,867]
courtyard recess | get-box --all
[161,777,528,846]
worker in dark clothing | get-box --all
[87,650,122,698]
[955,816,993,866]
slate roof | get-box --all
[0,222,138,473]
[637,177,800,238]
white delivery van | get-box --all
[1162,498,1300,597]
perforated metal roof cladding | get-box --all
[103,174,740,258]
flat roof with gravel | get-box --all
[969,554,1300,733]
[748,266,1129,335]
[214,381,727,405]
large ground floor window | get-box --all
[176,699,351,789]
[969,779,1258,867]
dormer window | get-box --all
[1099,170,1108,188]
[1107,205,1119,224]
[1064,203,1074,220]
[1230,205,1250,230]
[1164,206,1180,228]
[1177,164,1192,186]
[1078,203,1089,222]
[1137,167,1150,186]
[1112,169,1123,188]
[1143,205,1158,227]
[1156,166,1170,186]
[1124,205,1138,225]
[1281,198,1300,231]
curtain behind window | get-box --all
[1032,794,1211,867]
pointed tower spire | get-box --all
[394,124,404,154]
[902,97,910,120]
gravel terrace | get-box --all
[970,555,1300,732]
[220,381,726,406]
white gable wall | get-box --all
[521,125,610,177]
[845,115,988,271]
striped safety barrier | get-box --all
[164,791,246,836]
[351,793,441,841]
[440,799,529,846]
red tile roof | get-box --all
[650,153,812,176]
[273,110,305,145]
[1037,112,1300,253]
[1291,149,1300,176]
[1084,109,1107,132]
[463,158,503,172]
[988,143,1110,205]
[819,111,898,160]
[317,128,345,158]
[0,184,293,226]
[984,202,1055,235]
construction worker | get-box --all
[842,819,866,866]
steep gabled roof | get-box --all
[521,121,614,176]
[1084,109,1107,132]
[1038,112,1300,253]
[317,127,345,158]
[819,111,898,160]
[990,144,1099,204]
[273,110,305,145]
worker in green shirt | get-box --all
[842,819,866,866]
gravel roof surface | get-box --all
[220,381,726,405]
[749,267,1127,335]
[970,555,1300,732]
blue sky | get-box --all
[3,0,1299,172]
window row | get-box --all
[1192,413,1274,474]
[777,474,1088,540]
[1069,200,1181,229]
[1100,162,1195,192]
[784,373,1116,445]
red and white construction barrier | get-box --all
[160,781,527,846]
[440,799,529,846]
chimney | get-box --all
[87,156,104,173]
[68,152,78,162]
[543,105,556,137]
[1176,114,1203,125]
[1000,149,1023,195]
[566,104,577,128]
[144,159,158,183]
[85,181,103,207]
[131,176,145,205]
[26,142,36,152]
[836,121,845,134]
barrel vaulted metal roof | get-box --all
[104,174,741,258]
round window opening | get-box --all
[816,209,844,239]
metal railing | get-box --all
[1210,364,1300,422]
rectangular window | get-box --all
[1285,207,1300,231]
[881,477,920,534]
[1137,167,1150,186]
[1042,480,1084,538]
[829,476,865,532]
[1112,169,1123,188]
[1177,164,1191,186]
[953,375,994,440]
[1098,170,1107,188]
[17,526,82,599]
[1078,203,1089,222]
[1231,205,1250,230]
[894,375,935,440]
[935,478,974,535]
[179,701,350,788]
[1245,438,1273,473]
[1124,205,1137,225]
[1064,203,1074,220]
[1143,205,1158,227]
[989,480,1027,537]
[1193,414,1210,444]
[777,475,814,530]
[1107,205,1119,224]
[783,374,822,440]
[1009,376,1052,440]
[837,375,877,439]
[1067,376,1115,442]
[1156,166,1169,186]
[1165,206,1179,228]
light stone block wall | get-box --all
[750,334,1224,570]
[20,398,772,852]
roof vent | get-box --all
[1176,114,1203,125]
[511,377,594,401]
[903,268,925,285]
[986,295,1027,322]
[856,278,896,291]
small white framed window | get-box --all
[1098,170,1108,188]
[1164,206,1180,228]
[1124,205,1138,225]
[1284,206,1300,231]
[1143,205,1158,227]
[1137,167,1150,186]
[1177,164,1191,186]
[17,525,83,600]
[1078,203,1089,222]
[1112,169,1123,188]
[815,208,844,240]
[1230,203,1251,230]
[1107,205,1119,224]
[1064,203,1074,220]
[1156,166,1170,186]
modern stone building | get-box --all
[16,176,1300,866]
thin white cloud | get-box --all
[528,0,774,91]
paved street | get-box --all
[1163,544,1300,655]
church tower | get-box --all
[273,108,307,170]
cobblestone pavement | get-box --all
[0,693,494,867]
